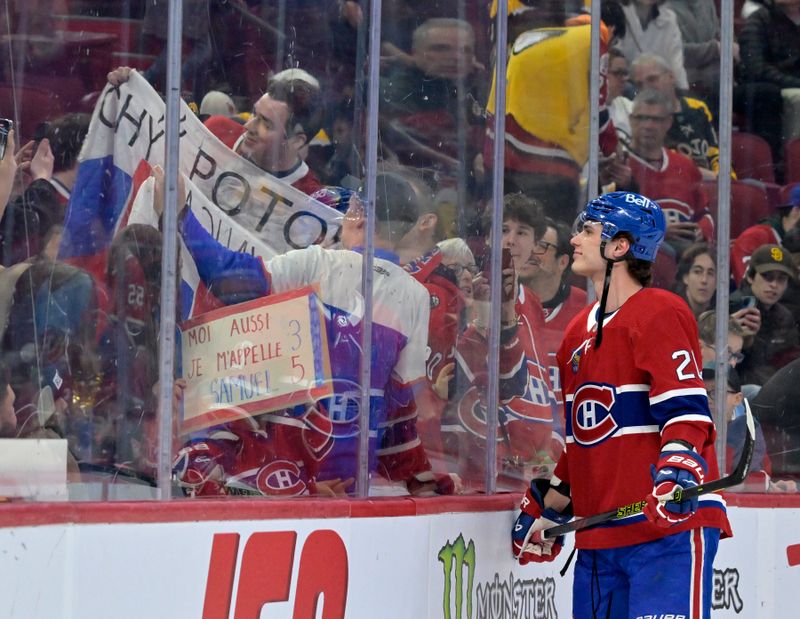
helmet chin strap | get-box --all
[595,239,625,348]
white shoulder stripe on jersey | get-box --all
[650,387,708,405]
[565,424,659,443]
[698,493,726,506]
[616,384,650,394]
[440,424,467,433]
[663,414,713,428]
[375,436,421,456]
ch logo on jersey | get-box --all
[256,461,307,496]
[457,386,490,439]
[571,383,619,445]
[321,379,362,438]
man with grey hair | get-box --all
[630,53,721,178]
[379,18,487,200]
[616,88,713,258]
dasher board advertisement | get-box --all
[0,501,799,618]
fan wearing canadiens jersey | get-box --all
[156,170,434,495]
[511,191,731,619]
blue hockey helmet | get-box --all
[310,186,357,214]
[576,191,666,262]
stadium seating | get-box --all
[701,180,772,238]
[0,84,64,143]
[731,131,776,184]
[785,138,800,185]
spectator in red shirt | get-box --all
[616,89,713,259]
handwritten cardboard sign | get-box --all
[179,286,332,433]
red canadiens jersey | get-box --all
[506,286,557,427]
[447,285,558,490]
[540,285,588,423]
[173,409,335,498]
[442,318,530,490]
[405,247,463,384]
[627,148,714,241]
[555,288,731,549]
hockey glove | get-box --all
[512,479,570,565]
[644,450,707,528]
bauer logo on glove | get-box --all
[511,479,571,565]
[643,450,707,528]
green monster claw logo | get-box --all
[439,534,477,619]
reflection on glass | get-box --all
[0,1,797,501]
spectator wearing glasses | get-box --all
[436,238,480,312]
[516,217,587,412]
[630,53,721,178]
[697,310,747,370]
[733,244,800,386]
[617,88,713,259]
[607,48,635,146]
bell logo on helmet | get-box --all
[624,193,649,207]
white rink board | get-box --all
[0,504,798,618]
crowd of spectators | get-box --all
[0,0,799,499]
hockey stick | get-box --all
[542,399,756,539]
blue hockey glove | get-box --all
[644,450,707,528]
[512,479,570,565]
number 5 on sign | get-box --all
[179,286,333,433]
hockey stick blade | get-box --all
[543,399,756,539]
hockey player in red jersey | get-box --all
[512,191,731,619]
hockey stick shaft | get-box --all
[543,399,756,539]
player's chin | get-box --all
[571,260,590,277]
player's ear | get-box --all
[611,236,631,260]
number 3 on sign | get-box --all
[289,319,302,351]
